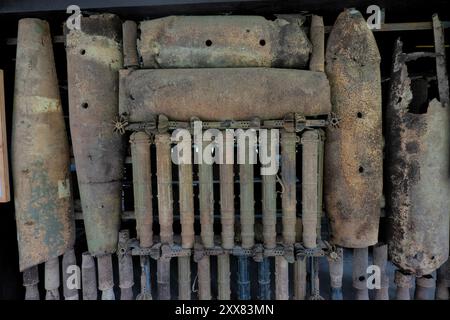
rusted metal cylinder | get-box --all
[373,243,389,300]
[309,15,325,72]
[261,130,277,249]
[436,261,449,300]
[66,14,124,255]
[275,256,289,300]
[97,254,115,300]
[294,257,307,300]
[138,15,311,69]
[12,18,74,271]
[281,130,296,245]
[130,132,153,248]
[45,257,60,300]
[352,248,369,300]
[238,130,256,249]
[81,252,97,300]
[197,255,211,300]
[386,39,450,277]
[118,230,134,300]
[62,249,79,300]
[157,258,171,300]
[258,258,271,300]
[199,143,215,248]
[178,256,191,300]
[324,9,383,248]
[302,130,324,249]
[220,131,235,250]
[415,275,436,300]
[328,247,344,300]
[23,266,39,300]
[123,20,139,68]
[218,254,231,300]
[119,68,331,122]
[395,270,413,300]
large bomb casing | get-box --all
[119,68,331,122]
[66,14,124,255]
[386,39,450,276]
[12,18,74,271]
[324,9,383,248]
[138,15,311,69]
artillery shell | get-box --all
[62,248,79,300]
[119,68,331,122]
[45,257,60,300]
[138,15,311,68]
[97,254,115,300]
[66,14,124,255]
[12,18,74,271]
[123,20,139,69]
[81,252,97,300]
[324,9,383,248]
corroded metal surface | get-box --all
[197,255,211,300]
[327,247,343,300]
[324,9,383,248]
[281,130,296,245]
[220,132,235,250]
[66,14,124,255]
[45,257,60,300]
[97,254,115,300]
[386,39,450,276]
[23,266,39,300]
[275,256,289,300]
[309,15,325,72]
[130,132,153,248]
[218,254,231,300]
[394,270,413,300]
[178,256,191,300]
[415,275,435,300]
[12,18,74,271]
[138,15,311,68]
[352,248,368,300]
[373,243,389,300]
[81,252,97,300]
[118,230,134,300]
[119,68,331,122]
[123,20,139,69]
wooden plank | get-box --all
[0,70,10,202]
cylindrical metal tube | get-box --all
[294,257,307,300]
[281,130,296,245]
[324,9,383,248]
[81,252,97,300]
[237,256,251,300]
[136,255,152,300]
[62,249,79,300]
[275,256,289,300]
[138,15,311,68]
[309,15,325,72]
[123,20,139,68]
[13,18,74,271]
[258,258,271,300]
[66,14,124,255]
[302,130,323,249]
[261,130,277,250]
[218,254,231,300]
[415,275,436,300]
[328,247,344,300]
[118,230,134,300]
[120,68,331,123]
[45,257,60,300]
[373,243,389,300]
[352,248,369,300]
[97,254,115,300]
[178,256,191,300]
[23,266,39,300]
[219,131,235,250]
[395,270,412,300]
[130,132,153,248]
[197,256,211,300]
[157,258,171,300]
[238,129,255,249]
[199,142,214,248]
[386,39,450,276]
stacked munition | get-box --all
[324,9,383,300]
[12,18,75,300]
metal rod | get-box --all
[218,254,231,300]
[373,243,389,300]
[23,266,39,300]
[178,256,191,300]
[123,20,139,69]
[136,256,152,300]
[118,230,134,300]
[309,15,325,72]
[62,249,79,300]
[97,254,115,300]
[275,256,289,300]
[294,257,307,300]
[352,248,369,300]
[81,252,97,300]
[415,275,436,300]
[395,270,413,300]
[197,255,211,300]
[45,257,60,300]
[258,257,271,300]
[155,132,173,300]
[433,14,450,108]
